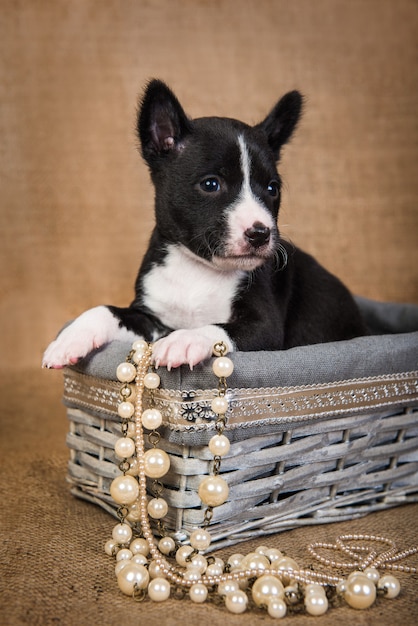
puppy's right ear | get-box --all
[138,80,192,167]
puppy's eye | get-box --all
[267,181,280,198]
[200,177,221,193]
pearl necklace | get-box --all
[104,340,417,616]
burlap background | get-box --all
[1,1,417,624]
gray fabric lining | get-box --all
[70,298,418,389]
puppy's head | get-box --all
[138,80,302,271]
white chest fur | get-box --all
[142,245,244,330]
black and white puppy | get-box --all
[43,79,366,370]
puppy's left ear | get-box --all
[257,91,303,160]
[138,79,193,168]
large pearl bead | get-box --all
[176,545,194,567]
[147,497,169,519]
[198,476,229,507]
[117,401,135,419]
[129,538,150,556]
[212,356,234,378]
[189,583,208,603]
[148,577,171,602]
[377,574,400,598]
[117,563,149,595]
[158,536,176,555]
[225,589,248,614]
[110,475,139,505]
[143,448,170,478]
[104,539,117,556]
[132,339,149,353]
[344,573,376,609]
[144,372,161,389]
[208,434,230,457]
[114,437,136,459]
[251,574,285,607]
[275,556,300,584]
[141,408,163,430]
[217,580,240,596]
[304,591,328,616]
[116,362,137,383]
[267,597,287,618]
[190,529,212,551]
[112,523,133,545]
[240,552,270,571]
[211,396,229,415]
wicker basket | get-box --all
[62,299,418,550]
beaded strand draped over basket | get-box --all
[63,299,418,550]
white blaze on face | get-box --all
[222,135,276,263]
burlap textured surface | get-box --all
[1,368,417,625]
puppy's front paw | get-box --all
[42,306,135,369]
[152,326,233,370]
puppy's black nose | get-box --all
[244,222,271,248]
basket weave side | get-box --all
[65,368,418,549]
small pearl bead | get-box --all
[126,502,141,522]
[148,577,171,602]
[364,567,380,583]
[143,448,170,478]
[267,597,287,618]
[110,475,139,505]
[211,396,229,415]
[377,574,401,598]
[147,497,169,519]
[208,434,230,457]
[225,589,248,614]
[117,563,149,595]
[112,523,133,545]
[304,591,328,616]
[198,475,229,507]
[104,539,117,556]
[212,356,234,378]
[190,529,212,551]
[116,362,137,383]
[117,401,135,419]
[115,548,133,562]
[144,372,161,389]
[217,580,240,596]
[252,574,285,606]
[125,457,140,477]
[141,408,163,430]
[114,437,136,459]
[344,573,376,609]
[189,583,208,603]
[158,536,176,555]
[130,538,150,556]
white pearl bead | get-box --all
[217,580,240,596]
[126,421,136,438]
[104,539,117,556]
[117,563,149,595]
[126,502,141,522]
[225,589,248,614]
[115,559,131,576]
[131,554,148,566]
[143,372,160,389]
[208,434,230,457]
[125,457,140,477]
[227,553,244,569]
[198,475,229,507]
[212,356,234,378]
[304,591,329,616]
[115,548,133,562]
[141,408,163,430]
[147,497,169,519]
[175,545,194,567]
[211,396,229,415]
[158,536,176,555]
[255,545,270,556]
[190,529,212,551]
[148,577,171,602]
[305,583,326,596]
[275,556,300,584]
[116,362,137,383]
[117,401,135,419]
[377,574,400,598]
[265,548,283,562]
[112,523,133,545]
[110,475,139,505]
[364,567,380,583]
[344,573,376,609]
[252,574,285,606]
[189,583,208,603]
[114,437,136,459]
[132,339,149,353]
[148,559,165,579]
[143,448,170,478]
[130,538,150,556]
[240,552,270,571]
[206,563,224,577]
[188,554,208,574]
[267,597,287,618]
[183,568,202,582]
